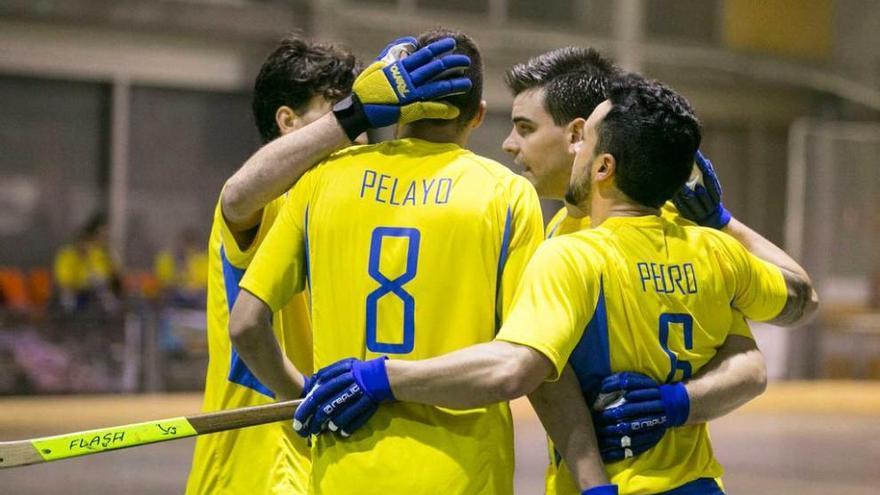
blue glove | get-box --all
[293,357,394,438]
[672,151,732,229]
[582,485,618,495]
[333,36,473,140]
[593,372,690,463]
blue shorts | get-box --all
[656,478,724,495]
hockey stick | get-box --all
[0,398,302,469]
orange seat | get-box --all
[0,267,31,311]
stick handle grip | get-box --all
[188,398,303,434]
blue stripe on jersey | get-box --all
[546,217,563,239]
[221,246,275,399]
[569,276,612,405]
[495,206,513,330]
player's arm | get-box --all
[722,218,818,326]
[229,190,310,400]
[387,340,552,408]
[684,333,766,423]
[290,341,553,437]
[674,151,818,326]
[223,37,472,239]
[228,290,308,401]
[221,113,350,238]
[529,366,612,492]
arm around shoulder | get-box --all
[386,340,554,409]
[723,217,819,327]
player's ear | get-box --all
[468,100,488,130]
[595,153,616,183]
[566,118,587,145]
[275,105,299,135]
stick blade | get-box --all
[0,439,44,468]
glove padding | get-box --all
[582,485,618,495]
[334,36,472,140]
[672,151,732,229]
[593,372,689,463]
[293,357,393,438]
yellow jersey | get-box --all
[53,244,116,291]
[541,205,755,494]
[240,138,544,495]
[498,215,787,495]
[185,197,313,495]
[154,248,209,293]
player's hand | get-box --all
[672,151,732,229]
[333,36,473,140]
[292,357,394,438]
[581,485,618,495]
[593,372,690,463]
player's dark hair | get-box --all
[416,28,483,126]
[505,47,618,124]
[252,34,360,143]
[598,74,701,208]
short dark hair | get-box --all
[505,47,618,124]
[416,28,483,126]
[597,74,701,208]
[252,34,360,143]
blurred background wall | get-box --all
[0,0,878,393]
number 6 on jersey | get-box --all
[366,227,421,354]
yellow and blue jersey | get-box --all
[498,215,786,495]
[185,197,312,495]
[240,138,544,495]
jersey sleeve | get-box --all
[496,238,600,379]
[216,194,284,269]
[712,232,789,322]
[727,310,754,340]
[497,176,545,322]
[239,174,314,312]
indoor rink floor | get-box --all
[1,382,878,494]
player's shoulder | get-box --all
[675,222,743,256]
[323,142,375,162]
[442,149,538,205]
[541,229,607,262]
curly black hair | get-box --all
[252,34,360,143]
[598,74,701,208]
[505,47,619,124]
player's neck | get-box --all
[590,197,659,227]
[398,123,469,147]
[563,200,589,219]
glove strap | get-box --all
[659,382,690,427]
[353,357,395,402]
[704,205,732,230]
[581,485,618,495]
[332,94,370,142]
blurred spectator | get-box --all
[52,213,122,313]
[153,228,208,308]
